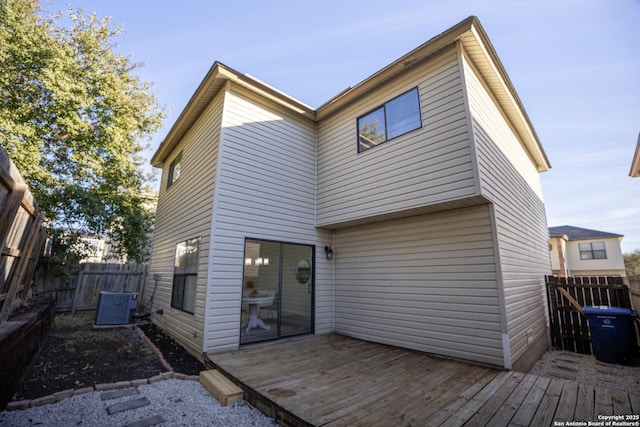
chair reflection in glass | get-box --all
[261,291,279,319]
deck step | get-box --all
[199,369,244,406]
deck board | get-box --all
[206,334,640,427]
[529,378,564,427]
[575,383,595,421]
[508,375,551,427]
[442,370,515,426]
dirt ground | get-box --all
[529,348,640,395]
[10,311,204,402]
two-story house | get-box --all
[144,16,552,371]
[549,225,626,278]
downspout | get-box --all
[332,229,335,332]
[564,238,572,277]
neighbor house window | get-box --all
[167,151,183,188]
[171,237,199,313]
[357,87,421,152]
[579,242,607,260]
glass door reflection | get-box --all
[240,239,313,345]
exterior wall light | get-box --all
[324,245,334,260]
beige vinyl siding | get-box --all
[204,84,332,354]
[317,47,478,228]
[462,53,550,366]
[146,89,225,359]
[333,205,504,367]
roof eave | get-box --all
[316,16,476,120]
[465,23,551,172]
[150,62,226,167]
[630,132,640,177]
[150,63,315,168]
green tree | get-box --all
[0,0,164,263]
[624,250,640,277]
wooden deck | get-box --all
[206,334,640,427]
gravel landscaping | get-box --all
[0,379,277,426]
[2,311,277,426]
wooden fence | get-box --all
[0,148,46,322]
[628,275,640,313]
[545,275,634,354]
[35,262,148,312]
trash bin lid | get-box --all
[583,305,637,317]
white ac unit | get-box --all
[95,291,138,325]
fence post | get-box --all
[0,213,44,321]
[71,264,87,315]
[0,184,27,253]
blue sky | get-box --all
[46,0,640,252]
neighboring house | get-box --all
[79,237,108,263]
[631,132,640,177]
[144,16,552,371]
[549,225,626,278]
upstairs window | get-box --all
[357,87,421,153]
[167,151,183,188]
[171,237,200,314]
[579,242,607,260]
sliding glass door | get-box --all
[240,239,313,345]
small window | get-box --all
[357,88,421,152]
[167,151,183,188]
[579,242,607,260]
[171,237,200,313]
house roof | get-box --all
[549,225,623,241]
[151,16,550,172]
[630,132,640,177]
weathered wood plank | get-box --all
[554,378,577,421]
[611,389,632,415]
[417,368,497,426]
[312,353,461,426]
[0,184,26,254]
[628,393,640,414]
[356,363,483,426]
[508,375,551,426]
[255,339,397,389]
[447,371,525,427]
[311,353,454,426]
[529,378,564,427]
[485,373,537,426]
[262,345,409,404]
[574,383,595,421]
[595,387,614,416]
[0,213,44,322]
[441,370,515,427]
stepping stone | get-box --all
[106,397,151,415]
[121,415,165,427]
[101,388,140,401]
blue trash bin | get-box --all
[582,305,638,364]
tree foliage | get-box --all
[0,0,164,263]
[624,250,640,277]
